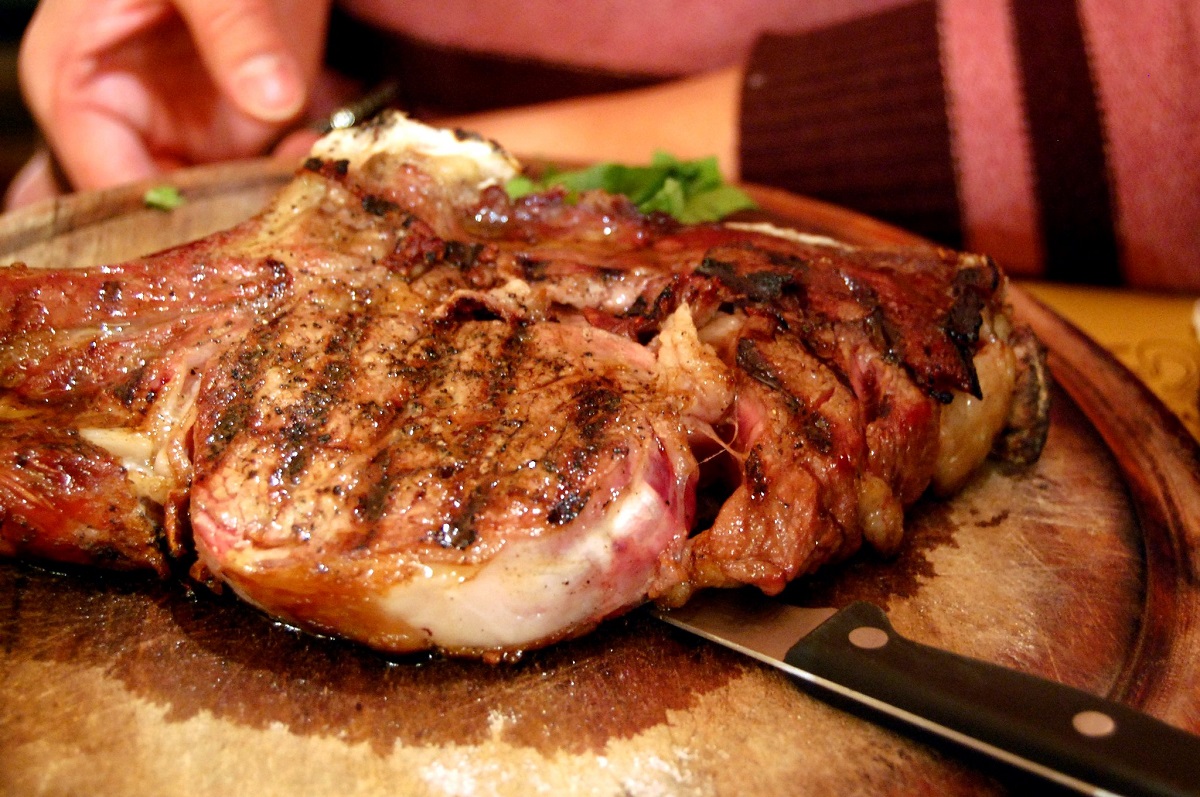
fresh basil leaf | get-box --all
[609,164,673,205]
[504,154,755,223]
[639,176,687,219]
[677,184,759,224]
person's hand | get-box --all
[8,0,331,208]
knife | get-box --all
[651,590,1200,797]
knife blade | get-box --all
[651,590,1200,797]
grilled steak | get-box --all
[0,114,1049,659]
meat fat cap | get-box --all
[310,111,519,192]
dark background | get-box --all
[0,0,36,200]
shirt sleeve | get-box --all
[738,1,963,250]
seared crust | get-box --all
[0,113,1049,656]
[0,420,167,574]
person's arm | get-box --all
[442,66,742,179]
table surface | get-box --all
[1022,282,1200,441]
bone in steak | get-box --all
[0,114,1049,659]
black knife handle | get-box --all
[784,601,1200,797]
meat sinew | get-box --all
[0,114,1049,659]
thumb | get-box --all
[174,0,308,122]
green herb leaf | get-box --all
[639,176,687,219]
[504,175,539,200]
[504,153,756,223]
[143,185,185,211]
[674,184,758,224]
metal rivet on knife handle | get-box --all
[1072,710,1117,738]
[848,626,890,650]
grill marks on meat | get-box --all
[0,241,296,573]
[677,332,865,599]
[192,303,696,653]
[0,115,1048,656]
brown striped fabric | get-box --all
[1009,0,1121,285]
[739,1,962,248]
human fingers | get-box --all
[19,0,327,192]
[173,0,326,123]
[16,0,160,191]
[272,128,321,161]
[18,0,211,191]
[4,150,66,210]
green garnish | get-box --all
[505,152,756,223]
[143,184,185,211]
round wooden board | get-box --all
[1,160,1198,797]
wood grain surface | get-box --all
[1,160,1197,797]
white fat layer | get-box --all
[77,427,173,503]
[78,427,152,467]
[723,221,850,249]
[377,478,673,650]
[932,340,1018,495]
[311,112,519,190]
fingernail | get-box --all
[232,53,304,121]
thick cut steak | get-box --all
[0,114,1049,659]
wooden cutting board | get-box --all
[1,161,1198,797]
